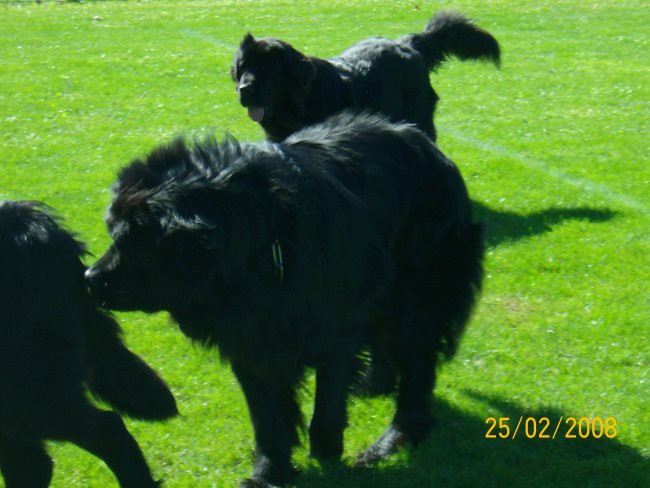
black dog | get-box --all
[231,11,500,141]
[86,113,484,487]
[0,201,177,487]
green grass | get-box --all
[1,0,648,486]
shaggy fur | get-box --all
[0,201,177,488]
[231,10,500,141]
[86,113,484,487]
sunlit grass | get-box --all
[0,1,647,486]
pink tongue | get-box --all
[247,106,265,122]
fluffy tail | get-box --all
[85,311,178,420]
[431,221,485,361]
[404,11,501,71]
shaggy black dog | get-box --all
[230,11,500,141]
[86,113,484,487]
[0,201,177,488]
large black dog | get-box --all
[0,201,177,487]
[231,11,500,141]
[86,113,484,487]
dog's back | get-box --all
[285,112,473,234]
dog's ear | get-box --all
[111,163,159,224]
[117,138,190,193]
[232,34,256,81]
[109,185,155,225]
[117,161,159,192]
[241,32,256,49]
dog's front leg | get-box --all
[232,362,299,487]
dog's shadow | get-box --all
[297,393,648,487]
[473,203,616,248]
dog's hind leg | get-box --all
[357,222,483,466]
[356,295,438,466]
[0,436,53,487]
[355,313,399,397]
[232,362,300,487]
[309,353,350,460]
[49,402,160,488]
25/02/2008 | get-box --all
[485,416,618,439]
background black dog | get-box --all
[86,113,484,487]
[0,201,177,487]
[231,11,500,141]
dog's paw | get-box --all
[354,424,409,467]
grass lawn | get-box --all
[0,0,648,486]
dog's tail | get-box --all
[85,310,178,421]
[433,221,485,361]
[404,11,500,71]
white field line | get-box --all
[445,127,648,214]
[181,29,238,51]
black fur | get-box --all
[0,201,177,488]
[86,113,484,487]
[231,10,500,141]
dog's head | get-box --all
[85,138,277,315]
[230,33,316,130]
[85,141,219,313]
[89,194,218,314]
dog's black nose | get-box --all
[238,81,254,101]
[238,74,257,105]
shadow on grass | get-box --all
[297,393,648,487]
[473,203,617,248]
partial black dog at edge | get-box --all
[86,112,485,487]
[0,201,177,488]
[231,10,500,141]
